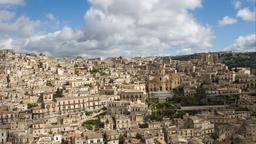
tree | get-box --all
[172,96,199,106]
[118,135,124,144]
[6,75,10,83]
[82,119,104,131]
[136,133,145,143]
[38,61,43,68]
[89,68,100,74]
[235,106,249,111]
[65,81,70,85]
[195,86,206,100]
[173,87,184,97]
[46,80,53,87]
[150,111,163,121]
[103,133,108,144]
[109,79,114,83]
[53,88,64,100]
[136,133,143,139]
[27,103,38,109]
[194,86,207,105]
[139,123,149,128]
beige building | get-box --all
[107,101,130,116]
[147,64,180,92]
[75,132,104,144]
[185,116,214,138]
[106,130,120,144]
[178,128,195,139]
[0,128,7,144]
[200,53,219,64]
[119,90,145,102]
[56,95,103,112]
[104,115,114,130]
[115,115,131,130]
[239,118,256,142]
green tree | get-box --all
[139,123,149,128]
[103,133,108,144]
[82,119,104,131]
[195,86,206,100]
[173,87,184,96]
[27,103,38,109]
[46,80,53,87]
[53,88,64,100]
[118,135,124,144]
[6,75,10,83]
[38,61,43,68]
[109,79,114,83]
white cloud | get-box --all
[0,37,19,50]
[6,0,214,57]
[0,0,24,5]
[218,16,237,26]
[46,13,56,20]
[225,34,256,52]
[237,7,256,21]
[0,10,16,22]
[23,26,86,56]
[0,16,40,37]
[44,13,63,31]
[234,0,241,10]
[81,0,213,56]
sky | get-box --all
[0,0,255,57]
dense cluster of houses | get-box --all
[0,49,255,144]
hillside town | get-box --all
[0,49,255,144]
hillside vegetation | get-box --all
[172,52,256,69]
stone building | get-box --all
[119,90,145,102]
[200,53,219,64]
[147,64,180,92]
